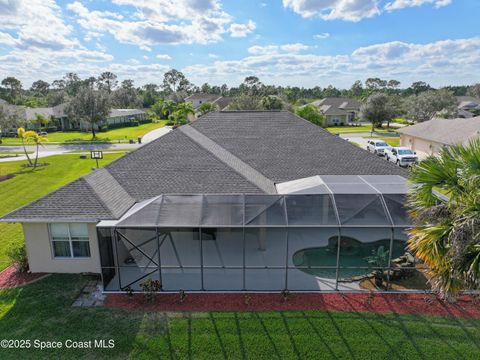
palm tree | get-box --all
[197,102,218,117]
[162,100,177,119]
[26,131,48,168]
[174,102,195,124]
[17,128,33,167]
[407,138,480,299]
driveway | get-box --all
[0,126,172,163]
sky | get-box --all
[0,0,479,89]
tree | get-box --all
[162,69,190,93]
[142,83,159,107]
[360,93,398,133]
[26,131,48,168]
[349,80,364,98]
[295,105,325,127]
[97,72,118,93]
[407,138,480,299]
[67,85,111,138]
[31,113,50,129]
[16,128,34,167]
[365,78,387,92]
[48,90,67,107]
[64,73,82,96]
[240,76,264,96]
[261,95,284,110]
[229,95,262,110]
[30,80,50,96]
[1,77,22,103]
[468,83,480,99]
[113,80,141,108]
[161,99,177,118]
[407,81,432,96]
[387,79,401,91]
[197,102,218,116]
[172,102,195,124]
[0,105,16,143]
[406,89,457,122]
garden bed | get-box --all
[105,292,480,319]
[0,266,49,289]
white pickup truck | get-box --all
[366,139,391,156]
[385,147,419,167]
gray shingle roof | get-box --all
[2,110,408,223]
[311,97,361,115]
[2,178,116,222]
[397,117,480,145]
[191,111,407,183]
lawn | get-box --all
[0,153,125,270]
[367,136,401,147]
[325,125,395,134]
[0,121,168,145]
[0,274,479,359]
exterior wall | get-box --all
[325,114,348,126]
[400,134,444,156]
[22,222,101,274]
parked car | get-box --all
[385,147,418,167]
[366,140,391,156]
[39,131,48,136]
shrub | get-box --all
[140,278,162,303]
[7,243,29,272]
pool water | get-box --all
[292,237,406,280]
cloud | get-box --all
[283,0,452,22]
[282,0,380,22]
[68,0,255,48]
[385,0,452,11]
[314,33,330,39]
[156,54,172,60]
[229,20,256,38]
[183,37,480,87]
[208,53,219,58]
[248,43,310,55]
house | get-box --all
[185,93,232,110]
[2,102,148,132]
[397,116,480,156]
[311,97,362,126]
[1,111,411,292]
[456,96,480,118]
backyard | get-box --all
[0,153,126,270]
[0,274,479,359]
[0,121,168,145]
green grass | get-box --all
[0,274,479,359]
[0,153,125,270]
[325,125,395,134]
[0,121,168,145]
[366,136,401,147]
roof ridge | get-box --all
[179,125,277,194]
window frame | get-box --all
[49,223,91,259]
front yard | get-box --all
[325,125,395,134]
[0,274,479,359]
[0,121,168,145]
[0,153,125,270]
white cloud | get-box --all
[385,0,452,11]
[68,0,254,48]
[283,0,452,22]
[183,37,480,87]
[282,0,380,22]
[248,43,309,55]
[314,32,330,39]
[208,53,219,58]
[229,20,256,38]
[156,54,172,60]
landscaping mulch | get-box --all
[105,292,480,319]
[0,266,49,289]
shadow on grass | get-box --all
[1,275,480,359]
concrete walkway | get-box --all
[0,126,172,163]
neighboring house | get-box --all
[1,111,410,292]
[185,93,232,110]
[456,96,480,118]
[1,102,147,132]
[311,97,362,126]
[398,116,480,156]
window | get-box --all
[49,223,91,258]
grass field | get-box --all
[367,136,401,147]
[0,121,167,145]
[0,274,479,359]
[325,125,395,134]
[0,153,125,270]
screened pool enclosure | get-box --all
[97,175,413,292]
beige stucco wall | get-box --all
[22,222,101,274]
[400,134,444,157]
